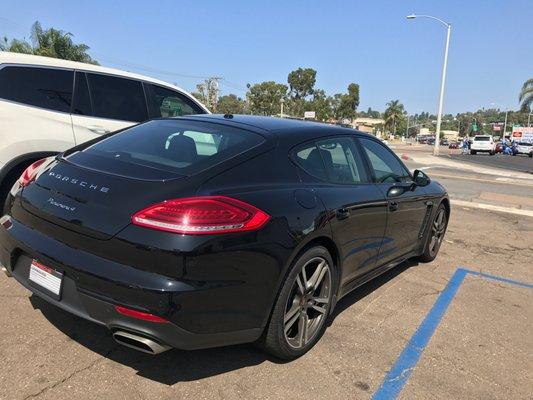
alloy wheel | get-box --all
[429,208,447,257]
[283,257,332,349]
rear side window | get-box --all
[86,73,147,122]
[0,66,73,112]
[360,138,410,183]
[145,83,203,118]
[83,120,264,174]
[294,137,368,183]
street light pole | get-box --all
[407,14,452,156]
[280,98,285,118]
[503,110,509,140]
[528,112,532,127]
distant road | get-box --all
[446,153,532,174]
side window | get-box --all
[316,138,368,183]
[0,66,73,112]
[86,73,147,122]
[293,137,368,183]
[145,83,203,118]
[294,143,327,180]
[72,72,92,116]
[360,138,410,183]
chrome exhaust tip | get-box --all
[112,330,171,355]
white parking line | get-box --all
[451,199,533,217]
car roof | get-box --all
[0,51,209,113]
[180,114,369,138]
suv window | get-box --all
[145,83,202,118]
[360,138,410,183]
[72,72,92,116]
[0,66,73,112]
[294,137,368,183]
[86,73,147,122]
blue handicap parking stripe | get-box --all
[372,268,533,400]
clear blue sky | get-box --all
[2,0,532,114]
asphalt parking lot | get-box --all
[1,205,531,400]
[446,152,532,174]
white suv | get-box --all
[0,52,209,210]
[470,135,495,155]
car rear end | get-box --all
[515,142,533,155]
[471,135,495,154]
[0,118,292,353]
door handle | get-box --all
[389,201,398,212]
[335,208,350,220]
[87,125,111,134]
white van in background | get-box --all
[0,51,209,211]
[470,135,496,155]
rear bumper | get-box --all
[0,216,266,350]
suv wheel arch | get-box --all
[0,152,58,213]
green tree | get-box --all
[384,100,405,135]
[307,89,331,121]
[287,68,317,99]
[247,81,288,115]
[1,21,98,64]
[217,94,246,114]
[519,78,533,111]
[338,83,360,120]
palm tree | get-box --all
[384,100,405,135]
[519,78,533,111]
[0,21,98,64]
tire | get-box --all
[470,150,476,155]
[418,204,448,263]
[258,246,336,360]
[489,151,495,156]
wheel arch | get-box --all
[0,152,59,212]
[0,151,59,188]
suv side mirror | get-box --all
[413,169,431,186]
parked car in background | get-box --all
[427,138,435,145]
[0,115,449,360]
[440,138,449,146]
[470,135,496,155]
[515,141,533,156]
[0,51,209,212]
[448,141,459,149]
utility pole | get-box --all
[206,77,221,112]
[503,110,509,140]
[280,98,285,118]
[197,77,222,111]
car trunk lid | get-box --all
[20,156,191,240]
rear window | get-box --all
[518,142,532,146]
[474,136,491,141]
[83,120,264,174]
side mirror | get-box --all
[413,169,431,187]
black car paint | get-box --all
[0,115,448,350]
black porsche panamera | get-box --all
[0,115,449,359]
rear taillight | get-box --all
[132,196,270,235]
[18,158,48,187]
[115,305,169,323]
